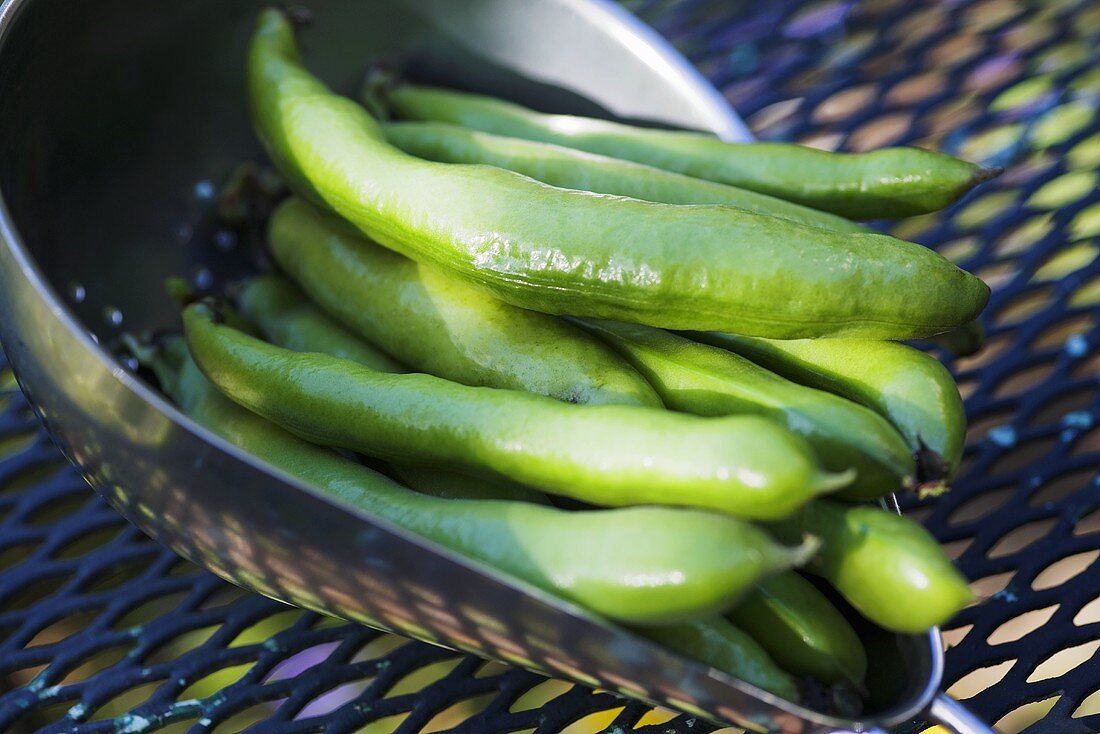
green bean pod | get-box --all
[693,332,966,480]
[233,274,548,504]
[269,197,660,407]
[642,617,801,702]
[384,463,549,504]
[146,339,811,625]
[382,121,868,234]
[248,10,987,339]
[727,573,867,687]
[385,84,1000,220]
[235,272,405,372]
[578,320,914,499]
[183,303,851,519]
[768,500,972,633]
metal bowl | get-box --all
[0,1,978,731]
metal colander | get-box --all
[1,0,1098,732]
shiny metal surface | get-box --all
[0,0,978,731]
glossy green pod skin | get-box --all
[578,320,914,499]
[269,198,660,408]
[235,272,405,372]
[769,500,972,633]
[727,573,867,687]
[248,11,988,339]
[642,617,801,702]
[387,84,1000,220]
[183,304,850,519]
[693,332,966,479]
[382,121,868,234]
[234,274,546,504]
[384,463,549,504]
[148,341,809,625]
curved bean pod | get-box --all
[382,121,868,234]
[578,320,914,499]
[183,303,850,519]
[386,84,1000,220]
[768,500,972,633]
[234,274,548,504]
[642,617,800,701]
[727,573,867,687]
[248,10,987,339]
[692,332,966,480]
[235,272,405,372]
[269,197,661,407]
[146,339,810,624]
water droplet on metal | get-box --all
[103,306,123,327]
[68,281,86,303]
[193,179,216,202]
[1066,333,1088,357]
[193,267,214,290]
[176,223,193,243]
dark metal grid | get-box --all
[1,0,1098,731]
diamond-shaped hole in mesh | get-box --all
[947,660,1016,700]
[966,407,1019,445]
[1,459,66,497]
[474,660,511,679]
[971,570,1015,599]
[293,678,376,720]
[994,287,1057,329]
[58,642,133,685]
[994,695,1060,733]
[197,584,252,611]
[1072,506,1100,536]
[989,436,1059,476]
[1032,312,1095,351]
[25,608,102,649]
[419,692,498,733]
[987,517,1058,558]
[987,604,1059,644]
[53,523,128,560]
[24,490,94,526]
[264,641,343,683]
[388,657,464,698]
[509,678,573,713]
[949,485,1015,525]
[0,538,43,572]
[992,358,1057,399]
[1027,640,1100,683]
[847,112,914,151]
[178,662,254,701]
[561,706,627,734]
[1072,687,1100,718]
[942,624,974,649]
[1070,426,1100,457]
[1028,467,1098,506]
[82,552,160,594]
[1032,550,1099,590]
[351,634,412,664]
[86,678,166,722]
[229,609,303,648]
[111,591,190,631]
[209,700,282,732]
[956,329,1017,372]
[2,569,71,611]
[145,624,222,665]
[634,707,680,728]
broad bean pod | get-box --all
[247,10,987,339]
[183,303,850,519]
[385,84,1000,220]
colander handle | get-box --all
[823,694,993,734]
[925,693,996,733]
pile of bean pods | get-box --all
[137,8,999,712]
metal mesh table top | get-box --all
[2,0,1099,731]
